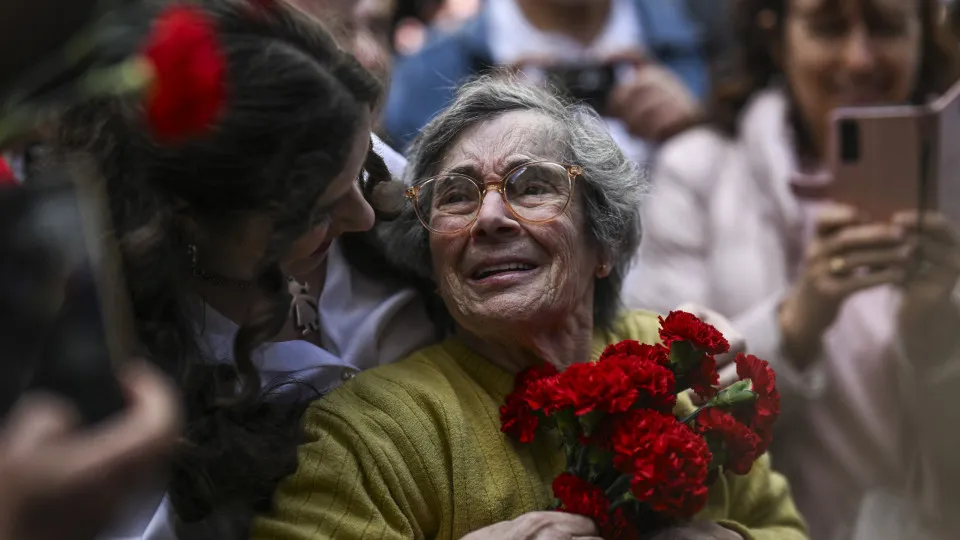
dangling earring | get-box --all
[287,276,320,336]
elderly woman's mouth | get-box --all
[470,263,539,282]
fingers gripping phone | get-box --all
[829,80,960,224]
[0,163,135,423]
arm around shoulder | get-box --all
[250,383,444,539]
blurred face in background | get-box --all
[289,0,395,84]
[783,0,922,153]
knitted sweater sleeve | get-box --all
[250,375,445,540]
[714,454,809,540]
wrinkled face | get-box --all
[427,110,602,336]
[784,0,922,153]
[195,110,375,281]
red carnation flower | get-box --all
[659,311,730,355]
[142,5,226,142]
[607,410,711,518]
[548,355,676,417]
[552,473,610,527]
[597,353,677,413]
[599,340,670,366]
[500,363,559,442]
[734,354,780,453]
[698,408,762,475]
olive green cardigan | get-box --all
[252,311,809,539]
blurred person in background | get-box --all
[383,0,732,160]
[0,1,182,539]
[623,0,960,539]
[286,0,408,166]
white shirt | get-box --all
[486,0,649,163]
[100,134,436,540]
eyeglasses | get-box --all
[405,161,583,234]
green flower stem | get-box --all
[604,473,632,501]
[0,56,151,147]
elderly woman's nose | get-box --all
[471,189,520,238]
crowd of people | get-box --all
[1,0,960,540]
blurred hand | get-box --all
[460,512,601,540]
[675,303,746,391]
[893,211,960,367]
[647,521,744,539]
[606,52,700,143]
[0,361,181,540]
[779,204,910,369]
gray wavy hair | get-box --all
[376,74,649,331]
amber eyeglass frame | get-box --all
[404,161,584,235]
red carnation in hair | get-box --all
[142,5,226,142]
[658,311,730,355]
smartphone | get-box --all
[829,80,960,223]
[544,63,618,114]
[0,162,135,423]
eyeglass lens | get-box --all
[420,162,571,233]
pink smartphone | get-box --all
[828,80,960,223]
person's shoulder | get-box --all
[656,126,735,189]
[304,341,459,424]
[608,310,663,345]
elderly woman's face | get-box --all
[428,110,603,333]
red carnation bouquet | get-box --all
[500,311,781,539]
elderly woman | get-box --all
[251,76,808,540]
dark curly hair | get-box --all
[54,0,392,536]
[706,0,960,160]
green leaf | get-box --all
[708,379,757,409]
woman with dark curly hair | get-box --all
[625,0,960,538]
[53,0,435,538]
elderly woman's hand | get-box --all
[647,521,744,539]
[0,361,181,540]
[893,210,960,367]
[459,512,601,540]
[779,203,910,369]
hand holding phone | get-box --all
[0,163,136,424]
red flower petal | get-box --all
[658,311,730,355]
[733,353,781,453]
[698,407,762,475]
[607,410,711,519]
[552,473,611,527]
[142,5,226,142]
